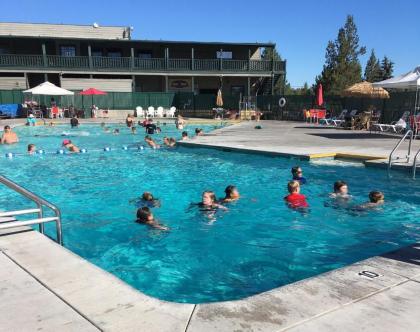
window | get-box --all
[60,46,76,57]
[91,49,103,57]
[107,50,122,58]
[138,51,153,59]
[216,51,232,59]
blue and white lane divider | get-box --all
[4,145,148,158]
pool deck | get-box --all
[2,119,420,331]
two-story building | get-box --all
[0,22,286,96]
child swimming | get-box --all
[131,192,161,208]
[284,180,308,208]
[144,135,160,149]
[136,207,168,230]
[27,144,36,155]
[355,191,385,210]
[220,185,240,203]
[62,139,80,153]
[291,166,307,184]
[329,181,351,199]
[198,191,227,211]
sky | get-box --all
[1,0,419,87]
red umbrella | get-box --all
[316,83,323,107]
[79,88,107,95]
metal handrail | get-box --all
[388,130,413,171]
[412,147,420,179]
[0,175,62,245]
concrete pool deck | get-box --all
[1,119,420,331]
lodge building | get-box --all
[0,22,286,97]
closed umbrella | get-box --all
[316,83,323,107]
[216,89,223,107]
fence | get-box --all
[0,89,416,122]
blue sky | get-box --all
[1,0,419,87]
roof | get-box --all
[0,22,275,48]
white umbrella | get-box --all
[24,81,74,95]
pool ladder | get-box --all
[0,175,63,245]
[388,130,413,171]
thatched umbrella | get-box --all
[341,81,390,99]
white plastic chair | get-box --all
[320,109,347,126]
[333,109,357,127]
[156,106,164,118]
[147,106,155,118]
[372,111,410,133]
[166,106,176,118]
[136,106,145,118]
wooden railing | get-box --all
[0,54,286,73]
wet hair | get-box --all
[182,131,188,137]
[334,181,347,193]
[27,144,35,151]
[195,128,200,134]
[369,191,384,203]
[136,206,153,223]
[224,185,237,198]
[291,166,301,175]
[287,180,300,193]
[113,128,120,133]
[145,135,152,140]
[142,192,154,201]
[4,125,11,130]
[169,138,176,144]
[203,191,216,203]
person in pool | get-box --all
[131,126,137,135]
[198,191,227,211]
[1,125,19,144]
[284,180,309,209]
[131,192,161,208]
[168,137,176,147]
[113,128,120,135]
[70,116,79,128]
[356,191,385,210]
[330,181,351,200]
[62,139,80,153]
[27,144,36,155]
[144,135,160,149]
[181,131,188,140]
[175,115,185,130]
[136,207,168,230]
[220,185,240,203]
[291,166,306,184]
[126,114,134,128]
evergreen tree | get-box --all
[261,47,288,94]
[364,49,382,82]
[315,15,366,95]
[380,56,394,80]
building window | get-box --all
[108,50,122,58]
[60,45,76,57]
[216,51,232,59]
[138,51,153,59]
[91,49,103,57]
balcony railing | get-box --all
[0,54,286,73]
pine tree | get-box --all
[380,56,394,80]
[261,47,287,94]
[364,49,383,82]
[315,15,366,95]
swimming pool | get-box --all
[1,123,419,304]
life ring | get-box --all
[279,97,286,108]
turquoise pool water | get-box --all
[1,123,419,304]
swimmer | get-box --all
[291,166,306,184]
[284,180,309,209]
[131,126,137,134]
[197,191,227,211]
[195,128,204,136]
[144,135,160,149]
[136,206,169,230]
[104,126,111,133]
[181,131,188,140]
[27,144,36,155]
[156,127,162,134]
[175,115,185,130]
[1,125,19,144]
[70,116,79,128]
[62,139,80,153]
[163,137,170,146]
[329,181,351,199]
[49,122,55,127]
[130,192,161,208]
[113,128,120,135]
[126,114,134,128]
[100,122,106,128]
[220,185,240,203]
[354,191,385,210]
[168,137,176,147]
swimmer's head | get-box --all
[4,125,11,131]
[62,139,71,146]
[144,135,152,142]
[142,192,154,201]
[225,185,240,199]
[369,191,384,203]
[100,122,105,127]
[136,206,154,223]
[287,180,300,194]
[202,191,216,205]
[291,166,302,177]
[27,144,36,153]
[334,181,348,195]
[182,131,188,138]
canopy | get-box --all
[342,81,389,99]
[373,66,420,90]
[23,81,74,96]
[79,88,107,95]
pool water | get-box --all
[1,123,420,304]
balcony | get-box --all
[0,54,286,74]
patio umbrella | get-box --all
[216,88,223,107]
[79,88,107,110]
[316,83,323,107]
[341,81,389,99]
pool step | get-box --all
[0,217,59,230]
[0,208,41,218]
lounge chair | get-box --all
[372,111,410,133]
[166,106,176,118]
[320,109,347,126]
[156,106,164,118]
[146,106,155,118]
[136,106,145,118]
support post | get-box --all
[248,49,251,71]
[130,47,135,70]
[191,48,194,71]
[165,76,169,92]
[88,45,92,69]
[165,48,169,70]
[132,75,135,92]
[191,76,195,93]
[41,43,47,68]
[44,73,48,82]
[219,49,223,71]
[247,77,251,96]
[24,72,29,89]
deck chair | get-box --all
[155,106,164,118]
[331,109,351,126]
[136,106,145,118]
[319,109,347,126]
[372,111,410,133]
[166,106,176,118]
[146,106,155,118]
